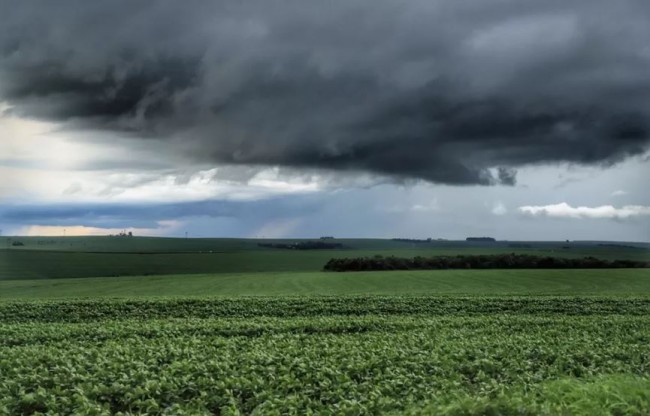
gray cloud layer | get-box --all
[1,0,649,185]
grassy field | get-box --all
[1,236,648,280]
[2,236,649,414]
[1,268,649,299]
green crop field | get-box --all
[1,269,649,299]
[1,236,649,414]
[1,236,648,280]
[1,297,650,414]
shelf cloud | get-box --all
[1,0,649,185]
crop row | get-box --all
[2,314,649,414]
[1,298,650,414]
[2,295,650,323]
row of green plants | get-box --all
[323,254,650,271]
[1,302,649,415]
[2,295,649,323]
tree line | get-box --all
[391,238,433,244]
[323,254,649,272]
[259,241,344,250]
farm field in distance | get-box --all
[1,236,648,280]
[1,236,649,414]
[1,269,650,299]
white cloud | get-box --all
[251,218,302,238]
[610,190,628,197]
[491,201,507,216]
[0,113,330,205]
[378,199,440,213]
[84,168,323,203]
[0,161,324,205]
[411,200,441,212]
[518,202,650,219]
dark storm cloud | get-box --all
[1,0,649,185]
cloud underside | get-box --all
[1,1,650,185]
[519,202,650,219]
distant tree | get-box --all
[259,241,344,250]
[466,237,496,242]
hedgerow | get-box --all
[323,254,650,272]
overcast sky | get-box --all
[0,0,649,241]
